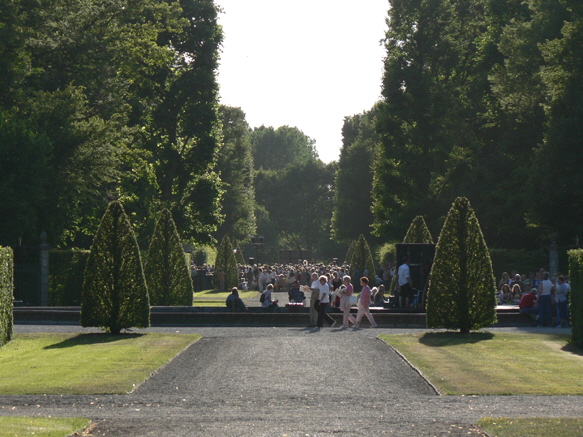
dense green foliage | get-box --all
[568,249,583,348]
[372,0,583,252]
[0,0,224,248]
[81,201,149,334]
[250,125,318,171]
[347,234,376,280]
[331,109,377,242]
[403,216,434,244]
[144,209,193,306]
[213,235,238,291]
[215,106,257,242]
[427,198,497,333]
[0,247,13,346]
[49,249,90,306]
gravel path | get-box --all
[1,325,582,436]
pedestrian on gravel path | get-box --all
[338,275,356,328]
[354,277,377,328]
[316,275,336,329]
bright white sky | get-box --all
[216,0,389,163]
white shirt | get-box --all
[319,282,330,304]
[397,263,410,286]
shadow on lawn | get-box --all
[418,332,494,347]
[562,342,583,357]
[44,333,145,349]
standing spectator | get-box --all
[354,277,377,328]
[397,256,413,308]
[316,275,336,329]
[338,275,356,328]
[537,272,555,327]
[555,276,569,328]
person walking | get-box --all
[308,272,320,327]
[354,277,377,328]
[397,256,413,308]
[316,275,336,329]
[338,275,356,328]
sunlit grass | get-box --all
[477,418,583,437]
[379,332,583,395]
[0,333,199,394]
[0,417,90,437]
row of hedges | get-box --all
[0,247,13,346]
[568,250,583,348]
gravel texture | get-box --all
[1,325,581,436]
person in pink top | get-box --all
[354,277,377,328]
[338,275,356,328]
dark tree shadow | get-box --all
[44,333,144,349]
[562,342,583,357]
[418,331,495,347]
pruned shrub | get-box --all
[0,247,13,346]
[144,209,193,306]
[213,235,238,291]
[568,249,583,348]
[81,201,150,334]
[348,234,376,279]
[403,215,434,244]
[427,197,497,333]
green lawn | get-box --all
[0,417,90,437]
[193,288,259,306]
[477,418,583,437]
[0,333,199,394]
[379,332,583,395]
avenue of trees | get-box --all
[2,0,582,269]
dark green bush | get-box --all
[213,235,238,291]
[489,248,548,278]
[0,247,13,347]
[568,249,583,348]
[49,249,90,306]
[403,215,434,244]
[427,197,497,333]
[144,209,193,306]
[348,234,376,279]
[81,201,150,334]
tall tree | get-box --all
[215,106,256,242]
[81,201,150,334]
[144,209,193,306]
[250,125,318,171]
[332,109,378,243]
[427,197,497,333]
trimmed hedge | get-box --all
[489,248,548,278]
[0,247,13,346]
[427,197,497,333]
[49,249,90,306]
[403,215,434,244]
[568,250,583,348]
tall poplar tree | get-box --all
[81,201,150,334]
[427,197,497,333]
[144,209,193,306]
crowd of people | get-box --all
[503,269,571,328]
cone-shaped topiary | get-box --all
[234,240,246,265]
[403,216,434,244]
[81,201,150,334]
[427,197,497,333]
[348,234,376,280]
[0,247,13,347]
[344,240,355,265]
[144,209,193,306]
[213,235,238,291]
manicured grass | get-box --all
[0,417,90,437]
[477,418,583,437]
[193,289,259,306]
[379,332,583,395]
[0,333,199,394]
